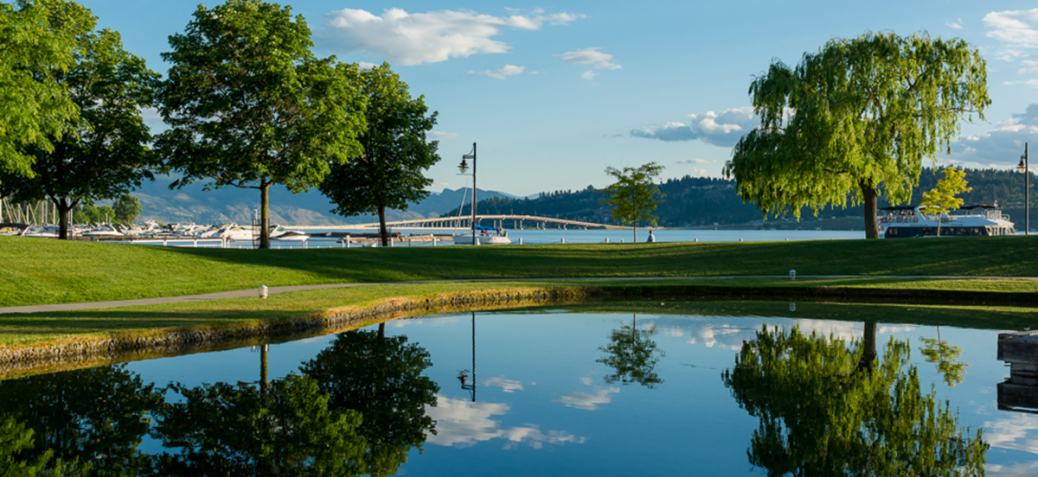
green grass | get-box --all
[3,278,1037,348]
[4,234,1038,307]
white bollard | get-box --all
[561,238,565,244]
[739,238,744,242]
[694,238,698,243]
[790,269,796,281]
[432,237,437,247]
[518,237,523,245]
[621,239,624,243]
[390,238,395,247]
[605,238,610,243]
[259,285,268,299]
[475,237,481,246]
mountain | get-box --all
[133,176,515,225]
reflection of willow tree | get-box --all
[723,326,986,476]
[0,416,80,476]
[301,325,439,477]
[0,364,163,476]
[920,327,969,387]
[597,315,665,389]
[152,373,366,476]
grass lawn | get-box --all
[3,278,1037,349]
[5,234,1038,307]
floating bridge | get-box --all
[292,215,627,230]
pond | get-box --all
[1,301,1034,476]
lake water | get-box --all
[1,303,1032,475]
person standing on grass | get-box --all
[647,230,656,243]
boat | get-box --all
[453,225,512,245]
[212,223,254,241]
[880,204,1016,238]
[270,225,309,242]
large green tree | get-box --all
[301,328,439,477]
[0,26,159,239]
[724,32,989,238]
[319,63,440,247]
[723,325,987,476]
[600,162,665,242]
[0,0,94,181]
[156,0,366,249]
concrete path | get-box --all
[1,275,1035,315]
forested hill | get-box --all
[443,168,1037,227]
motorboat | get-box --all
[880,204,1016,238]
[212,223,254,241]
[81,224,126,238]
[20,225,59,238]
[270,225,309,242]
[453,225,512,245]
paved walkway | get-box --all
[1,275,1035,315]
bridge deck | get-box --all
[290,215,628,230]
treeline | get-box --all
[444,168,1038,227]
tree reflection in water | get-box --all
[301,324,439,477]
[0,364,163,476]
[152,373,366,476]
[597,314,665,389]
[722,325,987,476]
[919,327,969,387]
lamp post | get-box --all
[1019,143,1030,235]
[459,143,477,240]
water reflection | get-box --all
[301,324,439,476]
[723,325,987,475]
[597,314,665,388]
[0,364,163,475]
[920,326,969,387]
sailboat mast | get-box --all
[471,142,477,239]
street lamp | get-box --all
[1019,142,1030,235]
[459,143,477,240]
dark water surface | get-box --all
[1,303,1035,475]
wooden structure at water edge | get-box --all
[998,331,1038,413]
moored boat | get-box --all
[453,225,512,245]
[880,204,1016,238]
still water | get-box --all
[1,303,1033,475]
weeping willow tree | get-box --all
[724,32,989,238]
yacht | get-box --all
[880,204,1016,238]
[270,225,309,242]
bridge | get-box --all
[291,215,627,230]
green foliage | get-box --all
[596,317,664,388]
[600,162,665,240]
[0,24,158,239]
[0,364,162,476]
[153,373,366,476]
[72,204,114,224]
[0,416,81,477]
[112,193,142,225]
[319,63,440,246]
[156,0,367,248]
[921,167,972,236]
[723,325,987,476]
[0,0,95,180]
[724,32,989,238]
[919,333,968,387]
[301,329,439,477]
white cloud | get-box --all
[947,19,963,29]
[987,461,1038,476]
[579,376,592,386]
[632,107,756,147]
[469,64,525,79]
[581,70,597,81]
[555,387,621,411]
[663,325,684,336]
[951,103,1038,167]
[429,131,460,139]
[984,9,1038,47]
[425,395,585,448]
[556,47,621,70]
[1005,79,1038,89]
[357,61,378,69]
[984,414,1038,453]
[690,167,710,177]
[1020,59,1038,73]
[320,8,583,65]
[677,158,713,164]
[484,376,523,393]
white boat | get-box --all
[212,223,254,241]
[81,224,126,238]
[880,204,1016,238]
[453,226,512,245]
[270,225,309,242]
[21,225,59,238]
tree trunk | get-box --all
[859,321,877,372]
[260,180,271,249]
[54,198,70,240]
[260,344,269,398]
[861,180,879,239]
[378,322,385,340]
[378,204,389,247]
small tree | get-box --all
[319,63,440,246]
[920,166,971,237]
[113,193,142,225]
[600,162,665,242]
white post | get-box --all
[605,237,609,243]
[475,237,481,246]
[432,237,437,247]
[163,238,167,247]
[561,237,565,244]
[390,238,394,247]
[518,237,523,245]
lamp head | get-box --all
[459,158,469,174]
[1020,156,1028,174]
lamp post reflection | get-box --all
[458,311,477,402]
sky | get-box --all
[79,0,1038,196]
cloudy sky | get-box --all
[83,0,1038,195]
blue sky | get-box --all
[83,0,1038,196]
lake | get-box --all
[0,302,1032,475]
